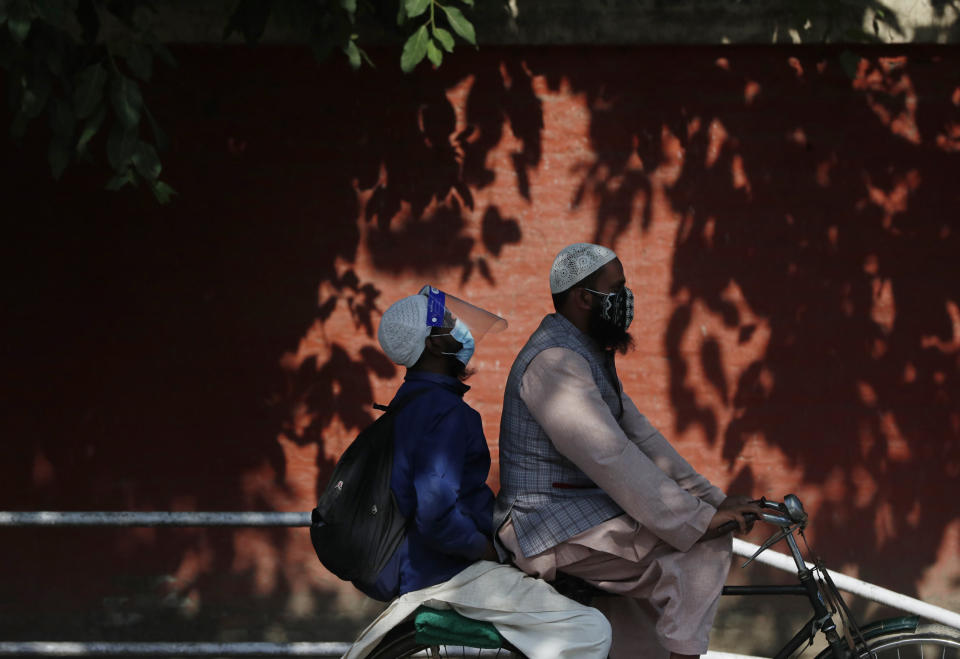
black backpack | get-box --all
[309,389,427,598]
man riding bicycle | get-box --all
[494,244,763,659]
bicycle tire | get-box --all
[815,622,960,659]
[366,621,529,659]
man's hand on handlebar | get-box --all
[701,495,766,541]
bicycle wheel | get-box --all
[367,621,528,659]
[817,623,960,659]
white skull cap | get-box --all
[377,294,430,367]
[549,243,618,294]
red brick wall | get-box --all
[1,44,957,642]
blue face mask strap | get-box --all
[433,320,475,366]
[432,326,462,348]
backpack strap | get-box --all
[372,386,431,415]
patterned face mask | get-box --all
[584,286,634,330]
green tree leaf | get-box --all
[76,0,99,43]
[440,5,475,45]
[36,0,76,30]
[433,27,455,52]
[400,24,429,73]
[843,27,883,44]
[107,2,138,29]
[143,106,169,152]
[153,43,177,69]
[396,2,407,26]
[48,136,72,180]
[110,74,142,128]
[132,141,161,181]
[838,49,862,79]
[73,63,107,119]
[151,180,177,204]
[460,0,474,5]
[49,96,75,141]
[309,26,337,63]
[339,0,357,15]
[125,43,153,81]
[343,40,361,69]
[310,34,336,62]
[44,39,64,78]
[48,96,76,177]
[405,0,430,19]
[76,104,106,154]
[359,47,375,68]
[106,123,136,170]
[224,0,272,45]
[21,70,53,118]
[426,40,442,67]
[105,169,137,190]
[7,1,33,43]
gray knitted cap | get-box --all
[377,294,430,367]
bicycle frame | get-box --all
[721,504,854,659]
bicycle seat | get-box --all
[412,606,505,648]
[549,571,608,605]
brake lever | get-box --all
[752,497,789,515]
[741,524,795,568]
[716,506,791,536]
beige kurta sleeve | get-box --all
[520,347,717,552]
[619,394,727,508]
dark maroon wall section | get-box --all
[1,44,957,645]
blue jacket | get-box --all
[371,371,495,599]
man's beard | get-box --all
[587,303,634,354]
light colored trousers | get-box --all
[343,560,611,659]
[500,515,733,658]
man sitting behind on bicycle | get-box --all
[345,287,611,659]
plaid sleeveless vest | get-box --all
[494,313,625,557]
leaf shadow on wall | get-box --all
[541,45,960,607]
[0,44,532,637]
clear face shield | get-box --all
[419,285,507,365]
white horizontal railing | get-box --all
[0,642,350,657]
[0,511,312,527]
[1,512,957,656]
[0,511,327,656]
[732,538,960,629]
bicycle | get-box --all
[363,495,960,658]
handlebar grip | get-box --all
[717,512,759,535]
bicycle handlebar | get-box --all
[716,513,759,536]
[715,496,805,535]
